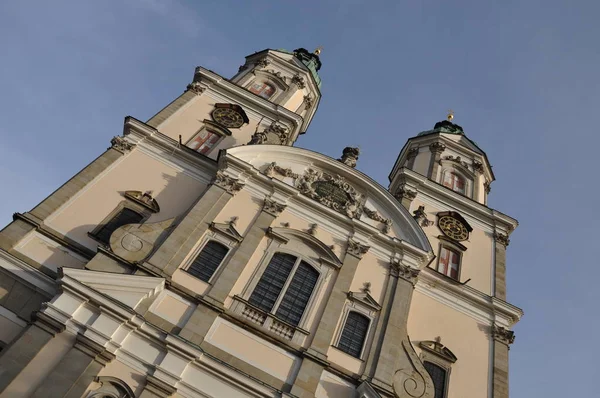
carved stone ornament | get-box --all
[303,95,314,108]
[255,58,270,69]
[248,122,290,145]
[494,232,510,247]
[213,172,245,194]
[110,218,175,263]
[338,147,360,168]
[186,81,205,95]
[394,187,418,201]
[492,325,515,345]
[295,168,366,218]
[263,197,287,216]
[429,142,446,154]
[472,159,485,174]
[263,69,285,80]
[391,261,421,284]
[443,155,469,168]
[124,191,160,213]
[238,64,248,72]
[110,136,135,153]
[407,147,419,159]
[347,239,370,259]
[363,207,393,234]
[484,181,492,194]
[307,223,318,235]
[392,339,435,398]
[419,338,458,363]
[291,73,306,89]
[264,162,299,179]
[413,205,434,227]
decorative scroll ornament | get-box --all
[413,206,434,227]
[395,186,418,201]
[492,325,515,345]
[392,339,435,398]
[338,147,360,168]
[213,172,244,194]
[186,81,205,95]
[472,159,485,174]
[110,136,135,153]
[263,197,287,216]
[347,239,370,258]
[363,207,393,234]
[443,155,469,168]
[494,232,510,247]
[303,95,314,108]
[124,191,160,213]
[264,162,299,179]
[292,73,306,89]
[255,58,270,69]
[392,261,421,285]
[248,122,290,145]
[429,142,446,154]
[295,168,365,218]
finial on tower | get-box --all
[314,46,323,56]
[447,109,454,122]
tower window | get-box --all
[248,253,319,326]
[95,208,144,244]
[423,361,448,398]
[437,247,460,280]
[186,241,229,282]
[337,311,370,358]
[249,81,276,99]
[187,128,222,155]
[443,172,466,195]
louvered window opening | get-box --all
[424,361,447,398]
[96,208,144,244]
[249,253,318,327]
[187,241,229,282]
[275,261,319,326]
[338,311,369,358]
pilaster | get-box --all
[394,185,418,210]
[30,334,115,398]
[427,142,446,182]
[491,325,515,398]
[493,233,510,300]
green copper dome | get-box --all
[277,48,322,88]
[418,120,480,149]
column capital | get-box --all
[473,159,485,174]
[492,325,515,346]
[429,142,446,154]
[347,239,370,259]
[262,197,287,216]
[394,186,417,201]
[391,261,420,285]
[407,146,419,159]
[110,136,136,154]
[213,171,245,194]
[494,232,510,247]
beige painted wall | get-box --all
[45,150,207,250]
[408,291,491,398]
[15,232,86,272]
[412,150,432,176]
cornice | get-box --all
[396,168,518,234]
[0,249,56,295]
[416,268,523,328]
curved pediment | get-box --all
[225,145,431,252]
[269,227,341,266]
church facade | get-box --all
[0,47,522,398]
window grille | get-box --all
[337,311,370,358]
[424,361,447,398]
[187,241,229,282]
[275,261,318,326]
[95,208,144,244]
[249,253,297,313]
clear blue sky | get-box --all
[0,1,597,396]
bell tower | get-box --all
[142,47,322,160]
[389,115,520,398]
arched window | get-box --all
[187,128,223,155]
[95,208,144,244]
[438,247,460,280]
[337,311,370,358]
[187,241,229,282]
[423,361,448,398]
[249,81,276,99]
[249,253,319,326]
[443,172,466,195]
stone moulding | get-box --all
[419,339,458,363]
[213,172,244,194]
[124,190,160,213]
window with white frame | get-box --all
[337,311,370,358]
[186,240,229,282]
[248,252,319,326]
[442,171,466,194]
[437,246,460,280]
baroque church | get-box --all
[0,47,522,398]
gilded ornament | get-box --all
[438,215,469,241]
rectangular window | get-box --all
[275,261,318,326]
[337,311,370,358]
[438,247,460,280]
[187,241,229,282]
[249,253,296,313]
[95,208,144,244]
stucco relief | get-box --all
[213,171,245,194]
[186,81,205,95]
[346,239,370,258]
[492,325,515,345]
[263,197,287,216]
[110,136,135,153]
[248,123,290,145]
[391,261,421,285]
